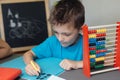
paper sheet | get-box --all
[48,75,66,80]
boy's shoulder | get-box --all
[46,35,59,44]
[47,35,57,40]
[0,39,3,42]
[0,39,6,46]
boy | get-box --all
[0,39,12,59]
[23,0,85,76]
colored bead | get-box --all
[90,55,96,58]
[90,50,96,55]
[89,47,96,50]
[95,64,104,69]
[90,62,95,67]
[95,61,104,65]
[96,52,106,57]
[89,43,96,46]
[89,38,96,42]
[90,58,96,62]
[95,57,105,62]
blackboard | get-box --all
[0,0,52,52]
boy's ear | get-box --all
[81,24,86,29]
[79,24,85,34]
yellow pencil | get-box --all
[30,60,40,75]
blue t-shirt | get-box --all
[32,35,83,61]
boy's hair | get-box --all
[49,0,85,29]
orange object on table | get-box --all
[0,67,22,80]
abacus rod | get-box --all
[105,44,116,48]
[106,40,116,43]
[105,43,117,48]
[93,56,115,62]
[107,48,116,51]
[106,46,116,50]
[90,67,119,75]
[107,27,117,29]
[105,55,115,59]
[88,24,119,29]
[106,52,116,55]
[106,29,117,32]
[106,33,117,35]
[106,45,116,47]
[104,59,115,63]
[104,62,114,66]
[89,35,117,39]
[106,37,117,39]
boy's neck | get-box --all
[69,34,80,46]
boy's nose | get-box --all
[58,35,64,42]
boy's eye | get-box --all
[63,33,71,36]
[53,31,71,36]
[54,31,58,34]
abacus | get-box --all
[82,22,120,77]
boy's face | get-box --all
[53,23,80,47]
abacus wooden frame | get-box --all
[82,22,120,77]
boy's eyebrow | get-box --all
[53,30,57,33]
[52,29,73,34]
[54,31,72,35]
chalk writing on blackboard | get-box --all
[8,8,45,39]
[1,1,49,49]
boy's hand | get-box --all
[59,59,83,70]
[25,61,40,76]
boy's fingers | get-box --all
[25,63,40,76]
[26,69,34,76]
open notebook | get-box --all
[0,67,22,80]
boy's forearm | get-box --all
[77,61,83,68]
[0,46,4,49]
[0,46,12,59]
[23,50,34,65]
[0,48,8,58]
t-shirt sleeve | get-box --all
[32,37,53,59]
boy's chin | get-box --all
[61,43,70,47]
